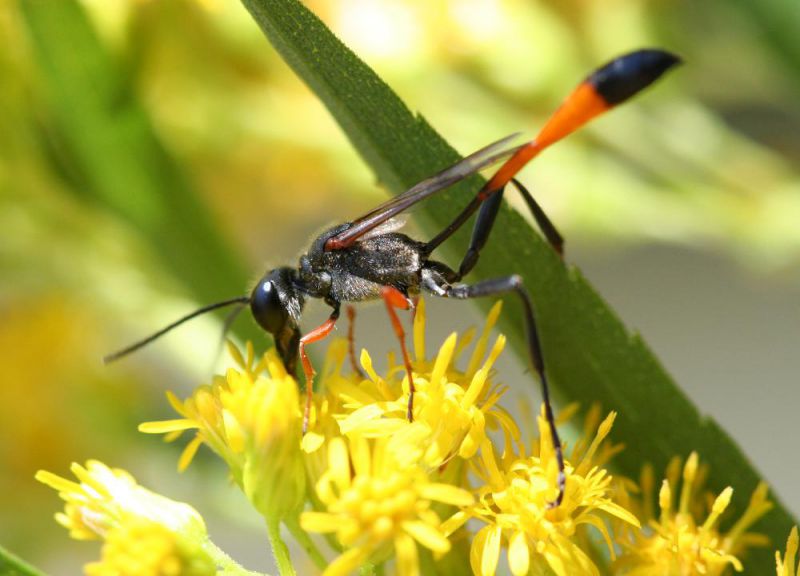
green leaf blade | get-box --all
[0,544,47,576]
[20,0,260,343]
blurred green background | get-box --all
[1,0,799,573]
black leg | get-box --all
[424,193,485,256]
[457,188,504,279]
[345,305,365,378]
[426,273,565,506]
[510,179,564,256]
[457,179,564,279]
[424,181,563,273]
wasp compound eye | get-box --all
[250,279,288,334]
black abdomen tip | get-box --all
[589,49,682,106]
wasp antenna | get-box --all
[484,49,681,192]
[211,302,248,368]
[103,296,250,364]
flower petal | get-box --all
[402,520,450,554]
[418,483,474,507]
[470,525,490,576]
[593,500,641,527]
[322,547,370,576]
[138,419,198,434]
[178,436,203,472]
[508,531,530,576]
[481,525,502,576]
[301,431,325,454]
[395,532,420,576]
[328,437,350,490]
[300,512,341,534]
[441,510,470,537]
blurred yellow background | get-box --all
[1,0,799,573]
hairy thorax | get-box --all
[299,224,426,303]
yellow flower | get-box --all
[614,452,773,575]
[443,411,639,576]
[140,343,305,521]
[35,460,208,542]
[84,517,215,576]
[322,299,520,468]
[302,300,641,575]
[777,526,799,576]
[300,434,474,576]
[36,461,215,575]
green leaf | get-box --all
[240,0,795,571]
[19,0,261,343]
[728,0,800,88]
[0,544,47,576]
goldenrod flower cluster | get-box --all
[612,453,773,575]
[36,461,215,576]
[139,344,306,522]
[37,299,787,575]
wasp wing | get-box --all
[356,216,409,241]
[324,133,525,251]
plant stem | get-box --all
[267,520,297,576]
[205,540,269,576]
[286,516,327,570]
[0,544,47,576]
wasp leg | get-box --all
[422,271,565,507]
[298,303,341,433]
[510,179,564,256]
[424,179,563,275]
[380,286,415,422]
[458,179,565,279]
[345,305,365,378]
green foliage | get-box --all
[0,544,46,576]
[19,0,261,343]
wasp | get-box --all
[106,49,681,505]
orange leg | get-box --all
[345,305,364,378]
[298,308,340,433]
[380,286,415,421]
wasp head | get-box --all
[250,267,304,374]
